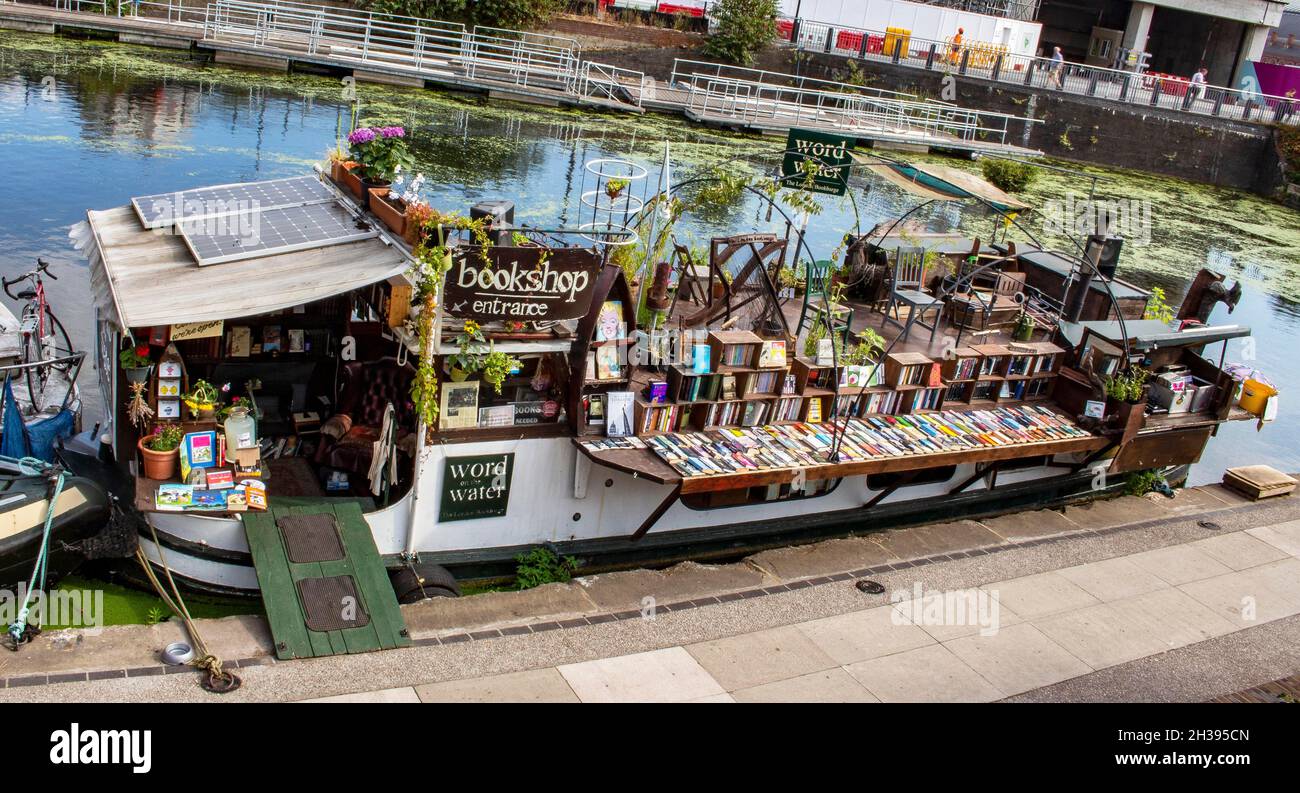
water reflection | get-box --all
[1,32,1298,483]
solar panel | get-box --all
[179,201,379,266]
[132,176,334,230]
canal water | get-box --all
[2,31,1298,485]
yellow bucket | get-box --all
[1238,378,1277,416]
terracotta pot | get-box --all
[360,177,389,211]
[403,219,427,247]
[338,164,365,201]
[138,435,179,480]
[369,189,407,237]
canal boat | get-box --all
[67,159,1263,601]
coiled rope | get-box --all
[135,520,242,694]
[4,455,64,651]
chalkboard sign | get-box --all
[443,247,601,323]
[439,453,514,522]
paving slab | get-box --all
[557,647,725,703]
[1141,487,1233,516]
[414,668,578,703]
[944,622,1093,695]
[1241,557,1300,608]
[1193,484,1256,507]
[1054,556,1169,602]
[794,603,934,665]
[747,536,896,581]
[872,520,1004,560]
[401,583,595,634]
[685,625,837,691]
[843,643,1004,703]
[1246,520,1300,557]
[302,686,420,703]
[1191,532,1290,571]
[1126,543,1234,586]
[1059,496,1154,530]
[575,561,768,612]
[1033,603,1170,669]
[1178,570,1300,628]
[1109,587,1239,651]
[979,509,1080,542]
[731,668,879,703]
[979,571,1100,620]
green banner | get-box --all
[782,128,854,196]
[439,453,514,522]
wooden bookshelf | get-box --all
[708,330,763,373]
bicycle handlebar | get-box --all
[3,258,55,298]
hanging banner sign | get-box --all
[439,453,514,522]
[782,128,854,196]
[169,319,224,342]
[443,247,601,323]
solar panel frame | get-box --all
[132,176,335,230]
[178,201,380,266]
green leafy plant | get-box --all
[145,605,168,625]
[184,379,221,406]
[480,349,522,394]
[855,327,886,359]
[1123,469,1163,497]
[705,0,779,65]
[604,178,629,199]
[1104,368,1150,403]
[980,158,1036,193]
[347,122,413,182]
[513,547,579,590]
[119,344,151,370]
[1143,286,1176,324]
[145,424,184,453]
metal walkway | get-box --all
[0,0,1043,155]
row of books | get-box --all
[640,403,687,434]
[645,406,1091,477]
[949,357,980,382]
[1007,354,1058,377]
[700,400,770,428]
[910,387,945,412]
[894,362,934,387]
[744,370,783,397]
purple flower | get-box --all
[379,126,405,138]
[347,127,377,145]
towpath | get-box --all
[3,481,1299,702]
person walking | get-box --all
[1049,46,1065,89]
[1189,67,1208,103]
[949,27,965,66]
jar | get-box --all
[224,405,256,452]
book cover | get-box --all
[596,345,622,380]
[478,405,515,428]
[190,490,229,511]
[180,431,218,482]
[228,326,251,358]
[648,380,669,404]
[595,301,626,342]
[440,381,479,429]
[262,325,281,353]
[585,351,596,382]
[692,344,711,374]
[605,391,635,438]
[806,398,823,423]
[758,340,787,368]
[585,394,605,426]
[721,375,737,401]
[288,329,305,353]
[155,484,193,510]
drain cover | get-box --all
[1197,520,1223,531]
[297,575,370,632]
[856,580,886,595]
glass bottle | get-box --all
[224,405,256,451]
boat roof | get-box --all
[858,157,1032,213]
[1059,320,1252,350]
[1017,249,1150,300]
[71,175,411,332]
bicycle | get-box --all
[3,258,76,413]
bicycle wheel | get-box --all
[41,306,76,371]
[22,330,44,414]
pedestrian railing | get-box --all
[669,57,923,102]
[779,16,1300,126]
[680,72,1036,147]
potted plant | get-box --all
[183,379,223,421]
[481,349,523,394]
[448,320,488,382]
[370,168,428,238]
[138,424,183,480]
[1012,310,1036,342]
[348,123,413,211]
[605,178,629,200]
[119,343,153,385]
[1103,368,1150,445]
[856,326,886,361]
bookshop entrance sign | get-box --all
[444,247,601,323]
[439,453,515,522]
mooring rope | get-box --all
[135,520,242,693]
[4,455,65,651]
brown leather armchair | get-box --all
[316,358,417,477]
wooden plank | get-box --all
[280,504,373,656]
[332,501,410,651]
[275,504,337,659]
[243,511,316,660]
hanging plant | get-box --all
[126,381,154,428]
[480,349,523,394]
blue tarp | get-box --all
[0,378,75,463]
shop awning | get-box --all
[72,205,410,332]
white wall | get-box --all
[779,0,1043,57]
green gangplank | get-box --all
[244,500,410,660]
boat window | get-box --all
[681,478,843,510]
[867,466,957,491]
[998,455,1049,471]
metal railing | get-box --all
[680,72,1036,147]
[780,16,1300,126]
[670,58,922,102]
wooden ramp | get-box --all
[244,500,410,660]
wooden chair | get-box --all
[797,259,853,345]
[883,247,944,342]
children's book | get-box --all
[595,301,626,342]
[180,431,218,482]
[155,484,194,511]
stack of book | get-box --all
[644,406,1090,478]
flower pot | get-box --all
[369,189,407,237]
[1106,397,1147,446]
[449,367,471,383]
[403,220,427,248]
[335,162,364,201]
[184,400,217,421]
[360,177,390,211]
[123,365,152,385]
[138,436,179,480]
